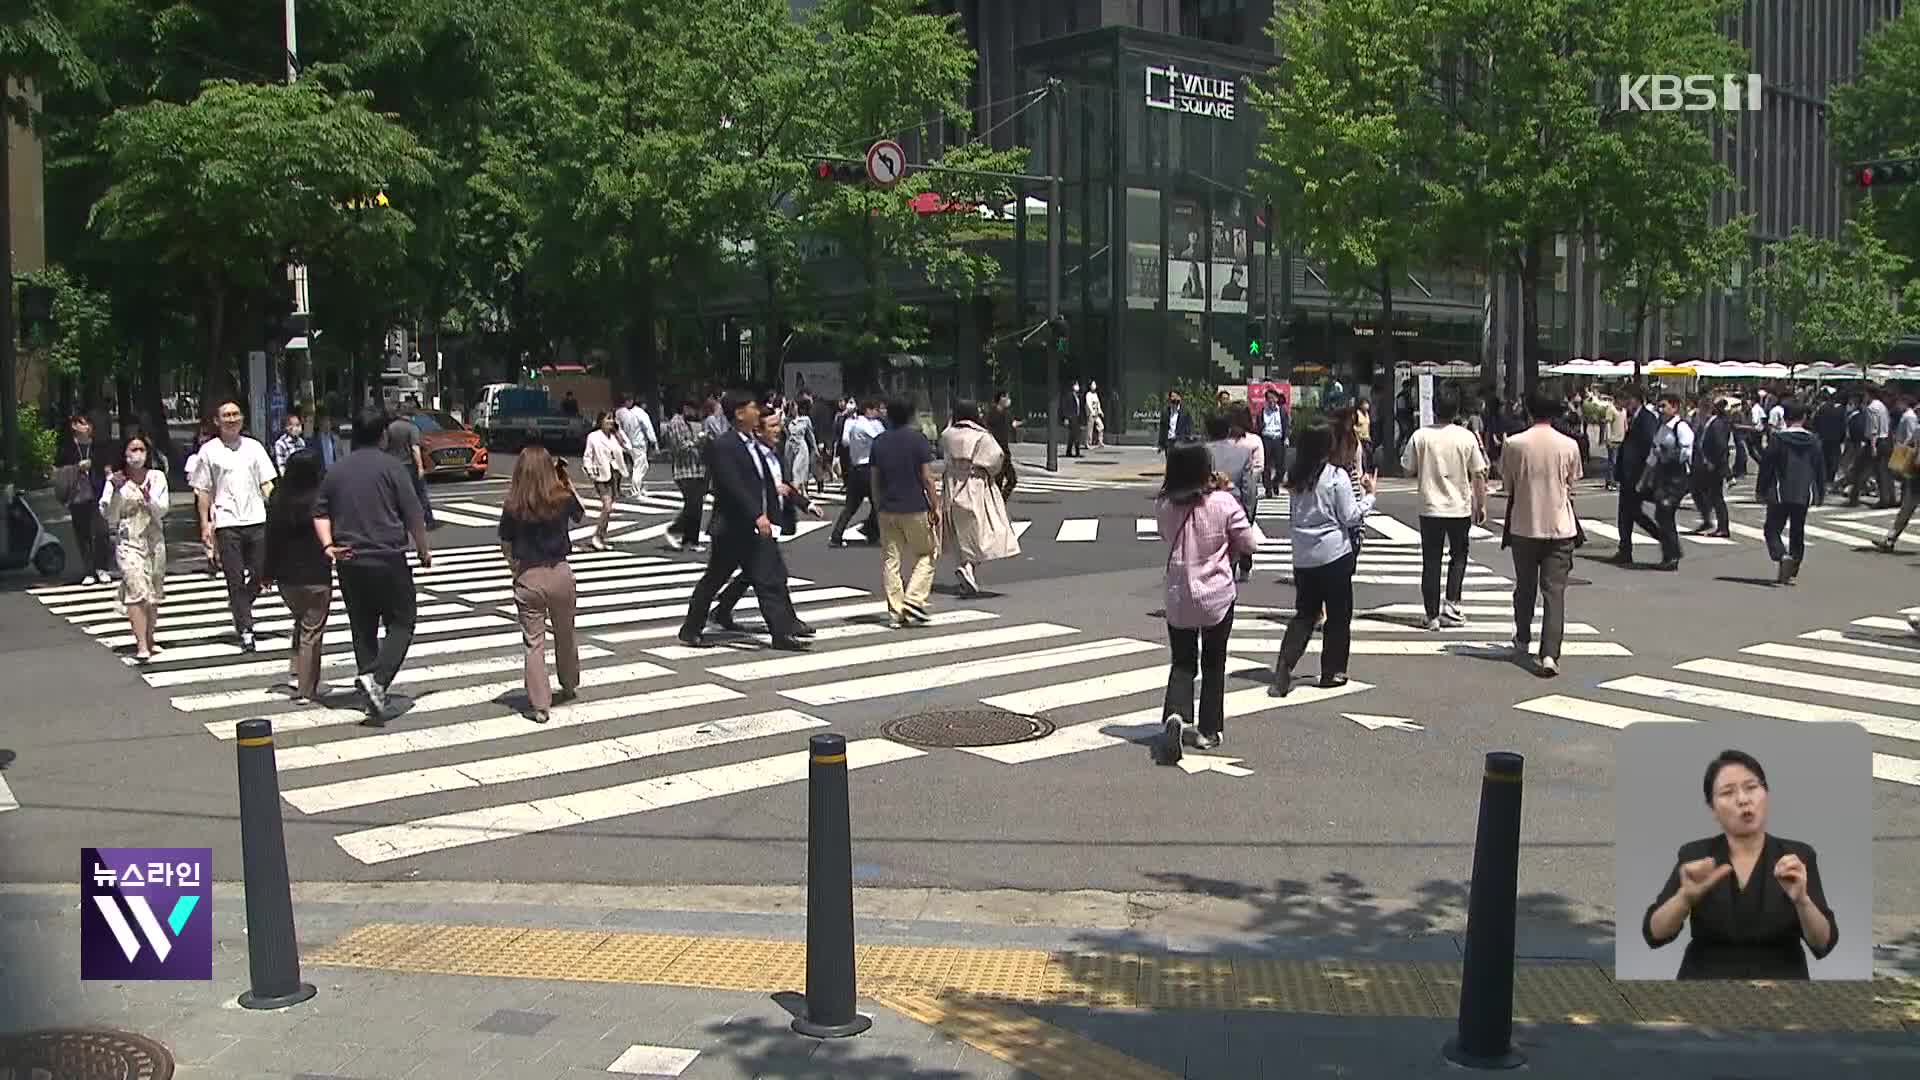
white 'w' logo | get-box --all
[92,895,173,963]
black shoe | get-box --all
[710,612,741,632]
[1710,530,1730,539]
[677,629,709,648]
[1319,673,1349,689]
[1270,662,1292,698]
[769,636,810,651]
[827,538,847,549]
[1654,559,1680,571]
[1606,553,1634,566]
[553,688,578,706]
[791,620,816,638]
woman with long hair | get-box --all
[581,411,627,550]
[1226,402,1265,581]
[98,435,169,662]
[939,398,1020,596]
[1270,424,1375,697]
[262,450,332,701]
[499,445,585,723]
[1155,440,1259,757]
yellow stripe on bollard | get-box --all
[812,753,847,765]
[237,736,274,747]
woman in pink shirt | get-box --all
[1156,440,1261,758]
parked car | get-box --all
[406,410,490,480]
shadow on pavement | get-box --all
[694,1011,973,1079]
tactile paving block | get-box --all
[384,925,530,974]
[923,949,1055,1003]
[656,937,806,990]
[1621,978,1910,1032]
[568,933,698,984]
[1138,954,1236,1010]
[873,991,1182,1080]
[1318,959,1448,1018]
[1036,951,1144,1007]
[1232,957,1341,1014]
[306,922,447,967]
[485,929,613,979]
[1510,962,1637,1025]
[854,944,966,990]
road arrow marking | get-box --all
[1343,713,1425,733]
[0,775,17,813]
[1175,754,1254,777]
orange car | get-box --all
[407,411,490,480]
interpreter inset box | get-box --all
[1613,718,1872,981]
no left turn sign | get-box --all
[866,139,906,189]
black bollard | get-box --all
[791,733,872,1039]
[234,718,316,1010]
[1443,751,1526,1070]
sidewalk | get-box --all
[4,884,1917,1079]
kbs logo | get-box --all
[1619,74,1764,112]
[81,847,212,980]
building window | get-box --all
[1187,0,1249,46]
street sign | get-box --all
[865,139,906,189]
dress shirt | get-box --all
[842,416,884,466]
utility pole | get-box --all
[1044,81,1062,474]
[284,0,313,418]
[1,94,18,491]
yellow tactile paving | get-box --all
[873,991,1181,1080]
[303,921,1920,1035]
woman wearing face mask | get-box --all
[581,411,629,550]
[99,435,170,662]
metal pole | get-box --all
[793,733,872,1038]
[285,0,310,420]
[235,718,317,1010]
[1,112,19,491]
[1443,751,1526,1069]
[1045,83,1062,474]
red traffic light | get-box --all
[815,160,832,180]
[1853,158,1918,188]
[812,160,866,184]
[1860,167,1877,187]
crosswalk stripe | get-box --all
[967,679,1372,764]
[980,657,1268,715]
[1345,619,1599,635]
[332,737,925,864]
[169,646,615,712]
[644,609,999,660]
[1361,515,1422,544]
[1267,640,1629,657]
[1808,517,1887,537]
[1601,674,1920,743]
[201,660,678,739]
[459,563,711,604]
[1514,693,1920,788]
[429,508,500,529]
[1271,574,1516,587]
[564,574,807,613]
[711,623,1079,683]
[282,709,831,814]
[591,600,892,645]
[270,682,745,771]
[784,637,1161,707]
[1367,604,1526,618]
[141,629,538,687]
[1800,628,1920,654]
[1054,519,1098,542]
[1853,616,1917,632]
[575,586,868,630]
[1135,518,1157,540]
[98,605,489,651]
[1740,642,1920,678]
[1673,657,1920,707]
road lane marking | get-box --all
[784,637,1161,707]
[1054,519,1098,542]
[968,680,1372,764]
[1601,674,1920,743]
[712,623,1079,682]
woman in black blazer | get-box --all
[1642,749,1837,979]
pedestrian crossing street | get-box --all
[1489,488,1912,556]
[1515,608,1920,789]
[29,542,1387,867]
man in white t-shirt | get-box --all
[1401,387,1489,630]
[190,400,278,651]
[614,395,657,496]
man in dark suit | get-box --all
[710,408,824,633]
[678,392,808,650]
[1157,389,1194,452]
[1611,385,1664,566]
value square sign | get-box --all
[81,847,212,980]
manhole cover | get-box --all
[0,1030,174,1080]
[882,709,1053,748]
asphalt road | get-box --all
[3,447,1917,960]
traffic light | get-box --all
[1854,159,1919,188]
[813,160,867,185]
[1246,320,1263,357]
[1048,314,1069,353]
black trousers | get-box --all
[1509,537,1574,660]
[1691,469,1728,532]
[671,476,707,544]
[1821,440,1843,484]
[1418,515,1471,620]
[1278,552,1356,677]
[1764,503,1808,564]
[1260,435,1286,495]
[1653,499,1683,563]
[68,499,110,577]
[336,555,416,688]
[1615,484,1662,559]
[681,532,799,639]
[1164,606,1234,737]
[216,523,267,634]
[831,464,878,542]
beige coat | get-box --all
[939,421,1021,564]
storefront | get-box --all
[1004,27,1486,439]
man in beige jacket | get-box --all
[1500,392,1584,678]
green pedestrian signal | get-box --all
[1246,321,1263,356]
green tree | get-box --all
[90,79,433,408]
[20,264,117,387]
[2,0,100,484]
[1752,209,1919,371]
[1250,0,1457,461]
[1829,5,1920,270]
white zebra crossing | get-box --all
[1513,614,1920,787]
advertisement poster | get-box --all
[784,362,843,404]
[1418,372,1436,429]
[1246,381,1292,410]
[1165,196,1251,314]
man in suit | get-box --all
[1610,385,1664,566]
[709,408,824,633]
[678,391,808,651]
[1157,389,1194,452]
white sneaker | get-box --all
[663,532,685,551]
[239,631,257,653]
[955,565,979,596]
[1440,604,1468,628]
[1162,714,1187,754]
[1195,731,1222,751]
[1423,617,1442,631]
[1537,655,1560,678]
[356,673,390,719]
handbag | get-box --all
[1893,443,1917,478]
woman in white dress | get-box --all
[99,433,169,662]
[784,399,816,501]
[938,399,1021,595]
[581,412,628,550]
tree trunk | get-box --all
[135,322,178,480]
[1517,235,1543,396]
[203,285,230,417]
[1631,295,1648,383]
[630,272,658,403]
[762,259,779,390]
[1376,262,1400,475]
